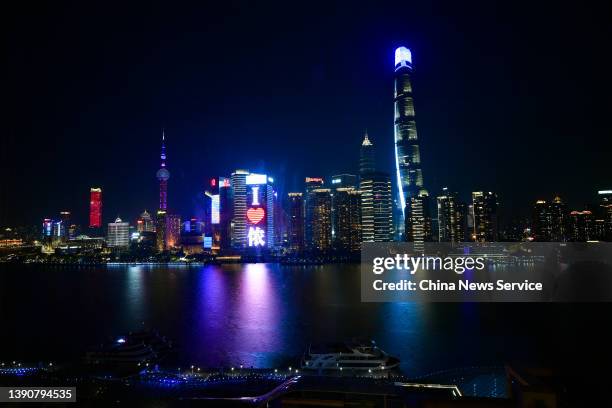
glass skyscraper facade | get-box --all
[393,46,424,235]
[304,177,325,249]
[360,171,393,242]
[359,131,375,176]
[306,188,332,251]
[471,191,498,242]
[332,187,361,252]
[107,217,130,248]
[89,187,102,229]
[231,169,249,248]
[437,188,466,243]
[288,192,305,252]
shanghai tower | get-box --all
[394,46,424,236]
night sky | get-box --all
[3,1,611,227]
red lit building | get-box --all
[89,187,102,228]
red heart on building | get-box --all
[247,207,265,224]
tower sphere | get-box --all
[156,168,170,181]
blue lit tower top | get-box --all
[395,46,412,69]
[393,46,423,224]
[156,130,170,210]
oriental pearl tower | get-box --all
[155,130,170,252]
[156,130,170,211]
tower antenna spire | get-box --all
[160,129,167,166]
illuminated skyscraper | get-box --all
[359,131,375,176]
[288,192,305,252]
[156,210,166,251]
[165,213,181,249]
[107,217,130,248]
[51,220,64,244]
[532,200,552,241]
[532,197,568,241]
[42,218,53,239]
[331,174,358,190]
[549,196,567,242]
[407,189,433,250]
[360,172,393,242]
[137,210,155,233]
[245,173,275,250]
[156,130,170,211]
[59,211,71,241]
[437,188,465,243]
[332,188,361,252]
[393,46,424,237]
[359,133,392,242]
[89,188,102,229]
[598,190,612,241]
[308,188,332,251]
[569,210,593,242]
[304,177,325,248]
[472,191,498,242]
[219,177,233,250]
[231,169,249,248]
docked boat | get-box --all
[85,330,174,365]
[301,340,400,372]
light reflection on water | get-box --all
[0,263,562,376]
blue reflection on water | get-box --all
[0,263,550,376]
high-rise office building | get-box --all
[42,218,53,239]
[156,130,170,211]
[219,177,233,250]
[393,46,424,235]
[51,220,65,244]
[532,200,552,241]
[231,170,249,248]
[331,174,358,190]
[68,224,79,240]
[165,213,181,249]
[89,188,102,229]
[288,192,305,252]
[332,187,361,252]
[407,189,433,250]
[245,173,275,249]
[437,188,465,243]
[360,131,375,175]
[360,171,393,242]
[549,196,567,242]
[471,191,498,242]
[107,217,130,248]
[59,211,71,241]
[181,216,205,254]
[532,196,567,242]
[308,188,332,251]
[156,210,166,251]
[137,210,155,233]
[330,173,358,246]
[598,190,612,241]
[569,210,593,242]
[304,177,325,248]
[274,193,288,248]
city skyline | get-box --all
[3,1,611,226]
[2,4,612,405]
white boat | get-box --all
[300,340,400,372]
[84,330,174,365]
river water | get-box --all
[0,263,607,377]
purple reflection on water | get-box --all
[193,266,228,365]
[192,264,282,368]
[234,264,282,367]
